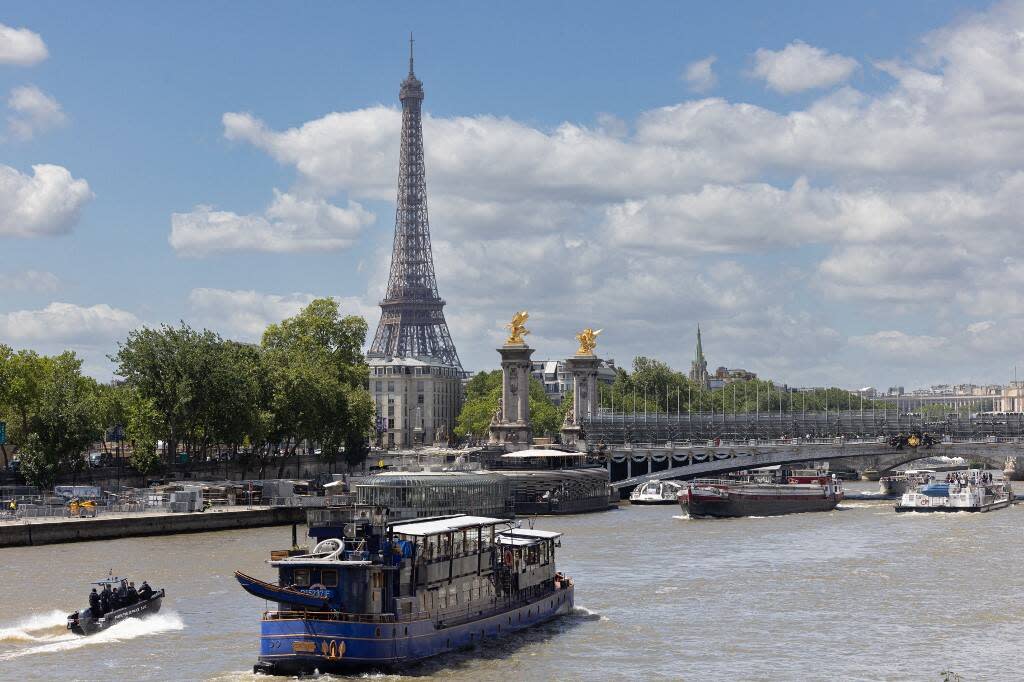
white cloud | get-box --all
[7,85,66,140]
[188,288,379,340]
[0,302,139,345]
[0,269,59,293]
[683,55,717,92]
[752,40,858,93]
[169,190,374,256]
[0,23,47,66]
[849,330,949,357]
[0,164,93,237]
[188,288,317,338]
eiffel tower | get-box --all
[368,37,462,370]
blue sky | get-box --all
[1,1,1021,390]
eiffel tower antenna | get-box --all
[368,38,462,370]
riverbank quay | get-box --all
[0,506,304,547]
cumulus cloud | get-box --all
[7,85,66,140]
[683,55,717,92]
[0,269,60,293]
[849,330,949,357]
[752,40,858,93]
[188,287,379,340]
[0,164,93,237]
[169,190,374,256]
[0,23,47,66]
[0,302,139,345]
[197,2,1024,386]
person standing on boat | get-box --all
[126,582,138,604]
[88,588,100,615]
[138,581,153,600]
[99,586,111,615]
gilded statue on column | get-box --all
[505,311,530,346]
[575,327,602,356]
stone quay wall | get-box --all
[0,506,305,548]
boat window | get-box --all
[321,569,338,587]
[293,569,311,587]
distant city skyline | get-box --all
[2,1,1023,390]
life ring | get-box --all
[919,498,929,506]
[503,550,514,567]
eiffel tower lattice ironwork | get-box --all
[368,37,462,370]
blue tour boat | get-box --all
[236,508,574,674]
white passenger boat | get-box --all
[629,480,683,505]
[896,470,1013,513]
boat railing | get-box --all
[263,610,421,624]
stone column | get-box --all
[561,354,601,450]
[488,343,535,451]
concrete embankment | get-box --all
[0,506,305,547]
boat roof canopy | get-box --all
[498,528,562,540]
[391,515,508,537]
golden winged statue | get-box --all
[505,311,530,346]
[576,327,602,356]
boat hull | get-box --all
[254,585,573,674]
[681,491,841,518]
[68,591,165,635]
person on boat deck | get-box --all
[99,587,111,615]
[88,588,100,614]
[138,581,153,600]
[117,582,129,604]
[127,582,138,604]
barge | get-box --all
[680,474,843,518]
[239,508,573,674]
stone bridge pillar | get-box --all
[561,353,601,449]
[488,342,534,451]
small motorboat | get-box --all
[67,577,165,635]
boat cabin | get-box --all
[246,513,564,623]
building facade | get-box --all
[371,358,462,448]
[530,358,617,404]
[367,42,463,448]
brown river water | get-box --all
[2,482,1023,681]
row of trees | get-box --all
[0,299,375,488]
[599,357,892,415]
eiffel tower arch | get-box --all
[367,38,464,449]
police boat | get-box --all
[66,577,165,635]
[236,508,574,674]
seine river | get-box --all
[2,483,1024,681]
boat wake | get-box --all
[572,606,608,622]
[672,514,691,520]
[0,610,71,644]
[0,612,183,660]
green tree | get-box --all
[112,323,225,463]
[261,298,374,473]
[18,352,101,488]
